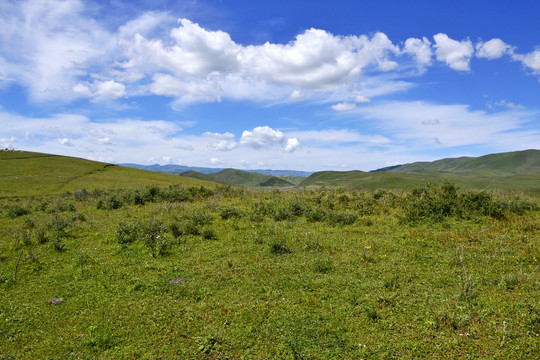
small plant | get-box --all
[313,258,334,274]
[201,227,218,240]
[270,240,291,255]
[116,221,141,244]
[6,204,30,219]
[219,206,244,220]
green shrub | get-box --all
[269,240,291,255]
[6,204,30,218]
[116,221,141,244]
[219,206,244,220]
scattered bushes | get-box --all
[403,183,537,223]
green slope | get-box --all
[299,169,540,195]
[0,151,214,198]
[182,168,293,187]
[389,149,540,174]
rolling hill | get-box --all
[0,150,215,198]
[301,149,540,195]
[374,149,540,174]
[181,168,294,188]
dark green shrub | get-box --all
[7,204,29,218]
[116,222,141,244]
[201,227,218,240]
[269,240,291,255]
[305,208,327,222]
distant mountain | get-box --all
[181,168,294,188]
[372,149,540,175]
[121,163,312,177]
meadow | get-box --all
[1,181,539,359]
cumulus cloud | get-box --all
[476,38,513,59]
[285,137,301,153]
[94,81,126,99]
[240,126,284,149]
[433,33,474,71]
[2,1,540,110]
[403,37,432,69]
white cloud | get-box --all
[355,100,539,150]
[513,49,540,75]
[204,131,238,151]
[476,38,513,59]
[210,157,222,165]
[240,126,284,149]
[59,137,73,146]
[433,33,474,71]
[285,137,301,153]
[493,100,525,110]
[352,94,371,103]
[0,0,114,101]
[332,102,356,111]
[403,37,432,69]
[94,81,126,100]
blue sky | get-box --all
[0,0,539,171]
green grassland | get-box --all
[1,151,540,359]
[0,151,215,198]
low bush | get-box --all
[6,204,30,219]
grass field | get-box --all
[1,180,539,359]
[0,151,214,198]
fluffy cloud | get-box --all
[240,126,284,149]
[433,34,474,71]
[403,37,432,69]
[476,39,513,59]
[285,137,301,153]
[513,50,540,75]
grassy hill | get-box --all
[299,170,540,195]
[181,168,293,188]
[0,151,214,198]
[383,149,540,174]
[301,150,540,195]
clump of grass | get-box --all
[313,258,334,274]
[269,240,292,255]
[6,204,30,219]
[219,206,244,220]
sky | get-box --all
[0,0,539,171]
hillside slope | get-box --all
[385,149,540,174]
[0,151,214,197]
